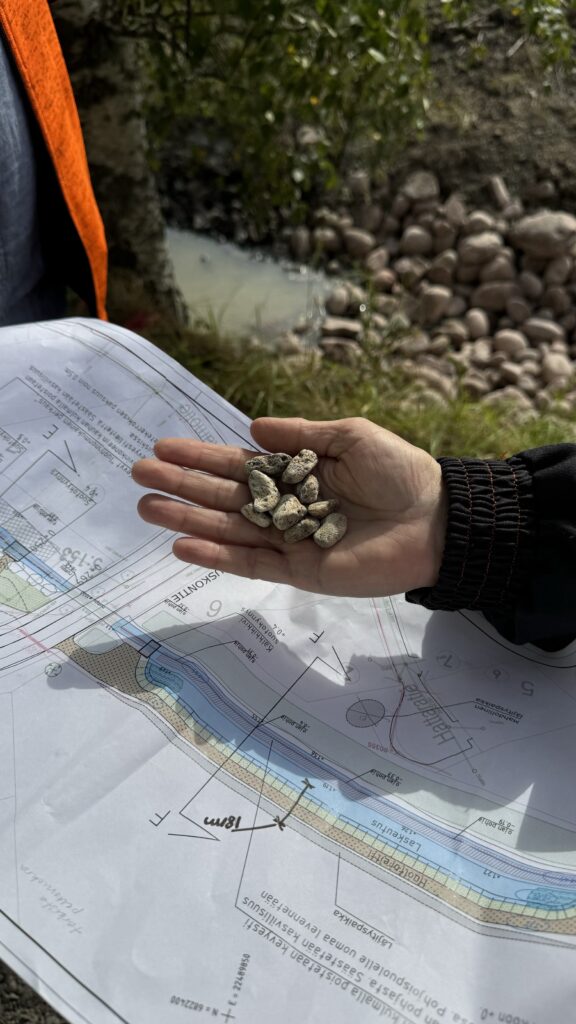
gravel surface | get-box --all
[0,961,67,1024]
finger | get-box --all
[137,493,281,548]
[132,459,249,512]
[251,417,362,458]
[152,438,258,483]
[172,537,298,586]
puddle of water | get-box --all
[166,228,332,339]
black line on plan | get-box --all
[168,832,219,840]
[0,450,43,502]
[0,913,131,1024]
[331,645,350,681]
[233,822,278,834]
[235,741,273,905]
[277,778,314,826]
[181,640,238,656]
[452,817,482,840]
[232,778,315,834]
[0,938,96,1024]
[49,439,77,475]
[335,854,395,943]
[179,661,312,815]
[457,611,576,669]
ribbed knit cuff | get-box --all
[406,456,534,611]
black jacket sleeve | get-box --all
[406,444,576,651]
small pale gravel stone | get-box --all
[489,175,512,210]
[321,317,363,339]
[428,249,457,285]
[394,256,429,288]
[542,285,571,315]
[345,283,368,312]
[325,286,350,316]
[464,210,497,234]
[282,449,319,484]
[396,331,429,357]
[443,193,467,227]
[391,193,411,218]
[343,228,376,259]
[272,494,308,529]
[249,470,281,512]
[523,317,566,344]
[470,339,492,366]
[520,357,541,377]
[313,226,340,254]
[431,220,457,252]
[465,308,490,339]
[458,231,503,265]
[283,517,320,544]
[296,474,320,503]
[519,270,543,300]
[493,329,529,360]
[417,285,452,324]
[400,225,433,256]
[505,296,531,324]
[355,203,383,233]
[461,372,491,398]
[480,386,535,413]
[240,503,272,528]
[313,513,349,549]
[307,499,341,519]
[320,339,363,366]
[499,361,524,385]
[314,206,341,228]
[544,255,572,285]
[479,254,515,282]
[246,453,291,476]
[541,352,574,385]
[365,246,390,273]
[402,170,440,203]
[277,332,305,356]
[428,335,450,355]
[439,318,469,343]
[471,282,520,312]
[447,295,467,318]
[372,268,396,292]
[518,374,538,396]
[411,366,457,400]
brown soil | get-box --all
[394,8,576,211]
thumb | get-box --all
[251,417,354,457]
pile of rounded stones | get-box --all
[286,170,576,413]
[240,450,348,548]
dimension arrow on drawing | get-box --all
[232,778,314,835]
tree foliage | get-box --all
[101,0,575,229]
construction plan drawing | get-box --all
[0,318,574,1024]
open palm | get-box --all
[132,417,447,597]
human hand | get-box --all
[132,417,447,597]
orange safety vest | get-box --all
[0,0,108,319]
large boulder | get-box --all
[458,231,503,265]
[402,170,440,203]
[509,212,576,258]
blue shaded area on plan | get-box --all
[0,525,71,592]
[111,620,576,915]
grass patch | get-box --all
[144,323,576,459]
